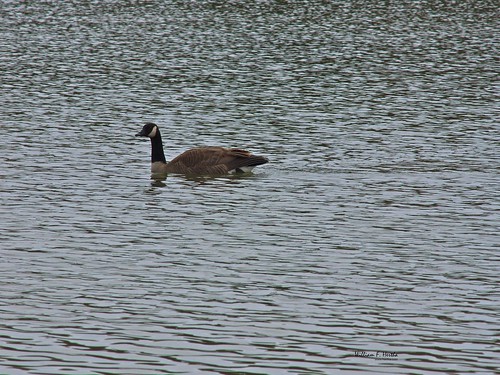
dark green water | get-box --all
[1,1,498,374]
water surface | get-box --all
[1,1,498,374]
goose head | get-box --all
[136,122,159,138]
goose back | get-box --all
[166,147,268,175]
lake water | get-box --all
[1,1,498,374]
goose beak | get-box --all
[136,130,147,137]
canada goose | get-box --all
[136,123,269,175]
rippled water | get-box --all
[1,1,498,374]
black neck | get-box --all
[151,131,167,163]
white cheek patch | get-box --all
[148,126,157,138]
